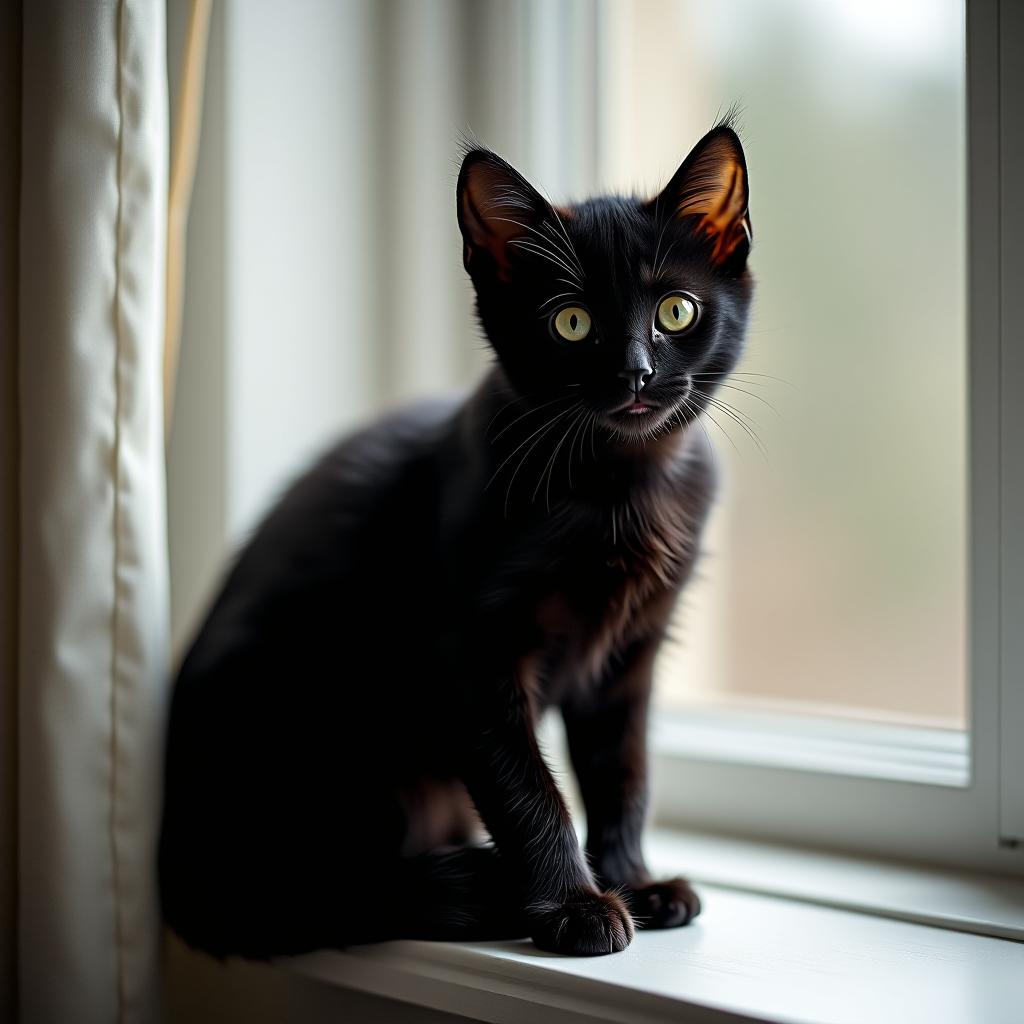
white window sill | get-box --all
[644,829,1024,942]
[282,830,1024,1024]
[651,708,969,787]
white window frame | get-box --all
[585,0,1024,876]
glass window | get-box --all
[598,0,967,727]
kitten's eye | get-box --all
[552,306,592,342]
[656,294,698,334]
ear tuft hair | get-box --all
[712,100,746,136]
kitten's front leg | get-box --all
[563,635,701,930]
[462,671,634,955]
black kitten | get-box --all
[159,121,753,958]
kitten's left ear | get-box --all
[649,125,752,273]
[457,149,552,282]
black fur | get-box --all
[159,122,754,957]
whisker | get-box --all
[677,399,719,478]
[537,188,587,280]
[581,409,598,468]
[654,239,678,280]
[692,388,769,460]
[489,215,585,281]
[650,193,667,279]
[546,207,587,281]
[712,381,781,414]
[490,393,575,442]
[541,221,586,281]
[486,403,579,493]
[690,374,775,391]
[696,390,765,434]
[483,395,528,437]
[553,277,582,292]
[502,404,581,516]
[690,397,742,459]
[481,189,534,213]
[566,408,591,490]
[507,239,582,283]
[695,370,793,387]
[538,291,578,313]
[536,409,584,510]
[695,388,767,433]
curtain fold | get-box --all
[18,2,169,1021]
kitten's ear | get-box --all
[457,149,551,281]
[650,126,752,273]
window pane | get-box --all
[600,0,967,726]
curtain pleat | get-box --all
[18,2,169,1021]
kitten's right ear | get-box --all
[457,149,550,281]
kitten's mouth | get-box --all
[611,398,659,418]
[605,398,671,436]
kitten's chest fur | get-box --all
[518,462,709,702]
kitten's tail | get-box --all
[162,843,527,957]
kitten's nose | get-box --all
[618,349,654,395]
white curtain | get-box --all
[12,2,170,1022]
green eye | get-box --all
[657,294,698,334]
[553,306,592,342]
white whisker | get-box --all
[507,239,582,283]
[490,393,575,443]
[496,404,581,516]
[486,403,579,493]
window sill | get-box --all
[651,709,970,787]
[644,829,1024,942]
[282,830,1024,1024]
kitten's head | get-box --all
[457,122,753,443]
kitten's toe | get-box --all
[530,890,634,956]
[628,877,701,929]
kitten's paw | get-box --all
[627,877,701,929]
[529,890,634,956]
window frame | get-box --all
[997,0,1024,851]
[171,0,1023,878]
[617,0,1024,875]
